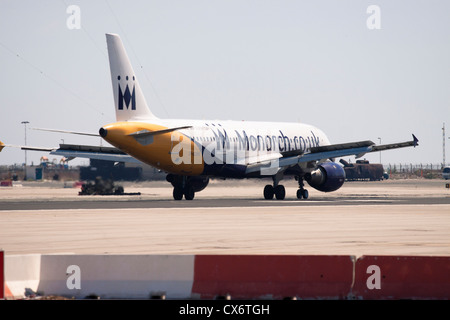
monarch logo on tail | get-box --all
[118,75,136,110]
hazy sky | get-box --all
[1,0,449,166]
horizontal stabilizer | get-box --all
[0,140,140,163]
[0,142,54,152]
[32,127,99,137]
[128,126,192,137]
[50,144,140,163]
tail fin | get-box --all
[106,33,158,121]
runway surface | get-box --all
[1,179,449,257]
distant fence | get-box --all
[383,163,445,179]
[384,163,445,172]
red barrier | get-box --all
[353,255,450,299]
[0,180,12,187]
[192,255,354,299]
[0,250,4,299]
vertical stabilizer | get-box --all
[106,33,158,121]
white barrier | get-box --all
[5,254,195,299]
[4,254,42,298]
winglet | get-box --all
[412,134,419,147]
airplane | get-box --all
[0,33,419,200]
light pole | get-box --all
[443,123,446,168]
[21,121,29,180]
[378,137,381,164]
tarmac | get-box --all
[1,178,449,257]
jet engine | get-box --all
[305,162,345,192]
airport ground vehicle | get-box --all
[340,159,385,181]
[443,167,450,180]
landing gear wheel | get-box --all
[184,186,195,200]
[173,187,183,200]
[274,185,286,200]
[263,185,274,200]
[296,188,309,199]
[302,189,309,199]
[296,176,309,200]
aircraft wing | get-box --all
[245,134,418,174]
[303,134,418,162]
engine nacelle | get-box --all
[305,162,345,192]
[166,174,210,192]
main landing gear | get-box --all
[263,175,286,200]
[263,184,286,200]
[167,174,210,201]
[167,175,195,200]
[173,184,195,201]
[263,175,309,200]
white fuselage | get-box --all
[157,118,330,163]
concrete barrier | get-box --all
[3,253,450,299]
[352,255,450,299]
[191,255,355,299]
[5,254,195,299]
[41,254,195,299]
[4,254,42,299]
